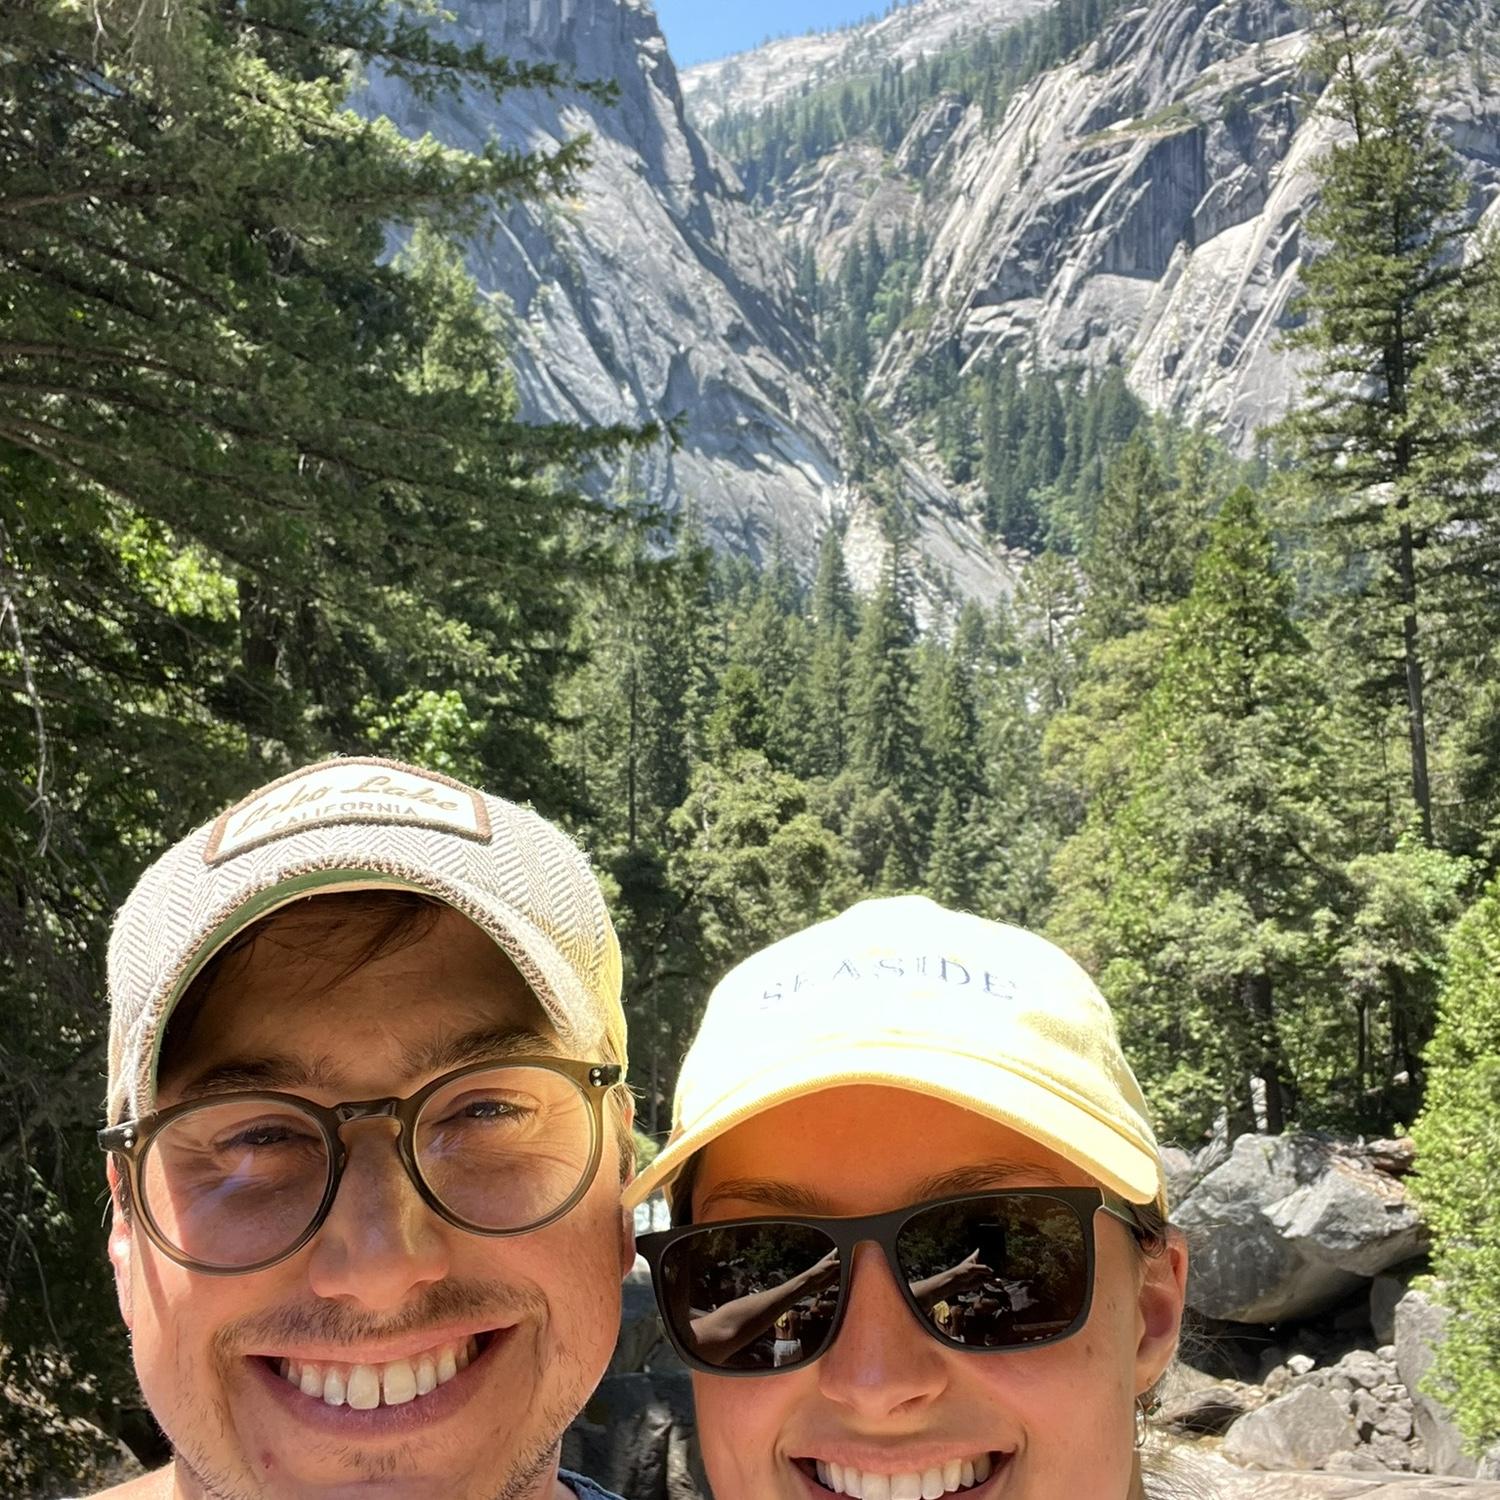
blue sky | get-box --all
[653,1,890,68]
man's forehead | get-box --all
[159,900,555,1097]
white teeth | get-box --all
[812,1457,993,1498]
[346,1364,380,1410]
[382,1358,418,1406]
[276,1336,482,1408]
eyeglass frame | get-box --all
[99,1056,624,1277]
[636,1186,1147,1377]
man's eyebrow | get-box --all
[168,1027,552,1105]
[171,1054,342,1103]
[914,1161,1072,1199]
[399,1024,556,1080]
[696,1178,836,1217]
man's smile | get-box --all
[265,1330,490,1408]
[243,1326,513,1435]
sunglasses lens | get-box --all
[657,1223,842,1371]
[896,1195,1091,1349]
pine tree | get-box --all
[1051,492,1341,1136]
[849,544,922,796]
[1412,876,1500,1453]
[1080,431,1201,640]
[1276,4,1500,845]
[805,527,857,777]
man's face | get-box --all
[109,904,632,1500]
[688,1086,1186,1500]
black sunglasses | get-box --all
[637,1187,1144,1375]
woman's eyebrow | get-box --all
[913,1161,1072,1198]
[696,1178,835,1216]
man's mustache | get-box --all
[214,1279,547,1351]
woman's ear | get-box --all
[1134,1226,1188,1397]
[106,1158,134,1330]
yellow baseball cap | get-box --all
[626,894,1166,1214]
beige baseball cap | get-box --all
[106,756,624,1125]
[625,894,1166,1214]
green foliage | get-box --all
[1412,878,1500,1451]
[1274,6,1500,846]
[1,0,645,1472]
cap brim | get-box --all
[625,1040,1164,1213]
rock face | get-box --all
[1223,1386,1362,1471]
[867,0,1500,450]
[361,0,1016,604]
[1174,1134,1428,1324]
[688,0,1500,456]
[680,0,1056,129]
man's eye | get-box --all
[222,1124,315,1149]
[460,1098,526,1120]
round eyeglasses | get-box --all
[99,1058,622,1275]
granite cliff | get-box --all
[359,0,1016,603]
[687,0,1500,453]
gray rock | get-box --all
[1223,1385,1362,1471]
[612,1259,677,1375]
[1269,1159,1429,1279]
[1374,1269,1424,1346]
[1176,1134,1374,1326]
[1395,1289,1480,1478]
[1160,1379,1266,1434]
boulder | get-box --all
[1159,1379,1266,1434]
[1268,1158,1428,1279]
[1223,1386,1362,1470]
[1175,1135,1429,1324]
[1394,1289,1479,1479]
[570,1369,707,1500]
[1373,1266,1425,1346]
[612,1259,678,1376]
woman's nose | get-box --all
[817,1242,949,1418]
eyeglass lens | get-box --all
[139,1065,595,1270]
[656,1194,1091,1372]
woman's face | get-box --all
[688,1085,1186,1500]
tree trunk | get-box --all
[237,575,280,754]
[1244,972,1287,1134]
[1396,521,1433,843]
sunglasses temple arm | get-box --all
[677,1252,842,1365]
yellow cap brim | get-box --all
[625,1039,1165,1214]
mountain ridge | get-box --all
[359,0,1017,607]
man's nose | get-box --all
[817,1242,948,1417]
[304,1120,450,1309]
